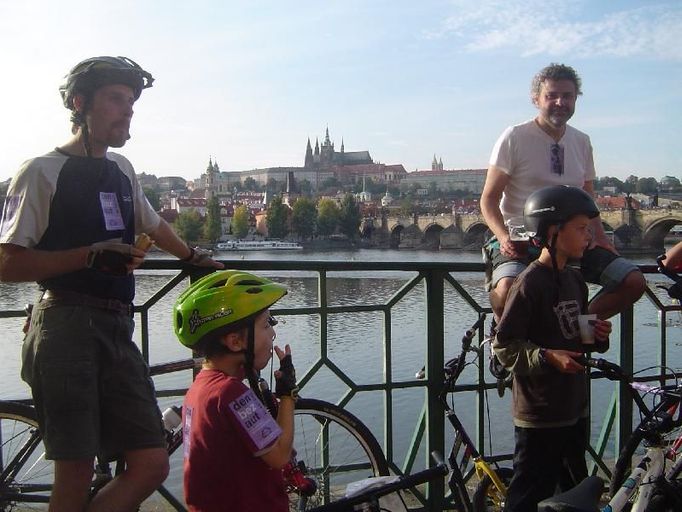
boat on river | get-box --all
[214,239,303,251]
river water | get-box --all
[1,248,680,501]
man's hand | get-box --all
[498,235,527,259]
[183,247,224,269]
[274,345,298,399]
[87,241,145,275]
[545,349,585,374]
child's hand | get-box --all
[591,319,611,341]
[274,345,298,399]
[546,350,585,374]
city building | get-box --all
[401,161,486,194]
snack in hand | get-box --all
[134,233,154,251]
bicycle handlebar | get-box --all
[307,451,449,512]
[656,254,682,300]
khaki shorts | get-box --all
[22,300,165,460]
[483,237,639,294]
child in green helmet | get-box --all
[174,270,298,512]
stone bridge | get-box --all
[360,208,682,251]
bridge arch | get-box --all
[642,216,682,251]
[464,222,491,249]
[423,223,444,249]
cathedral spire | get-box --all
[305,137,313,167]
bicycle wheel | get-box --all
[290,398,389,511]
[472,467,513,512]
[0,401,53,511]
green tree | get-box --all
[338,194,361,240]
[266,196,289,239]
[636,177,659,195]
[599,177,625,193]
[243,177,259,191]
[203,196,222,242]
[622,175,639,196]
[299,179,313,195]
[291,197,317,239]
[174,210,203,245]
[231,205,250,238]
[321,176,341,190]
[399,198,415,217]
[317,198,340,237]
[143,187,161,211]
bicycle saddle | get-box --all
[537,475,603,512]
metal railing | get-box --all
[1,260,678,510]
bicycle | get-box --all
[538,356,682,512]
[307,451,449,512]
[0,358,389,511]
[412,314,513,512]
[656,253,682,304]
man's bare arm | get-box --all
[582,180,616,253]
[0,243,89,282]
[480,166,524,258]
[149,219,224,269]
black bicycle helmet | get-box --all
[524,185,599,245]
[59,56,154,112]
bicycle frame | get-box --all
[444,402,508,501]
[608,447,665,511]
[433,315,510,511]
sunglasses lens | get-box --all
[551,144,564,175]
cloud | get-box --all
[428,1,682,61]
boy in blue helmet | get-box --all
[493,185,612,512]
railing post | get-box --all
[424,269,446,509]
[617,305,634,453]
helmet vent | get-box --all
[245,287,263,294]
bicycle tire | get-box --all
[290,398,389,511]
[0,401,53,511]
[472,467,513,512]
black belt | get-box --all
[41,289,133,316]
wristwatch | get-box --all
[538,348,549,366]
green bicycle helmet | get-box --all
[174,270,287,349]
[59,56,154,112]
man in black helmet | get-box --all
[481,63,646,322]
[493,185,612,512]
[0,56,223,511]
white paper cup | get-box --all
[578,314,597,344]
[505,216,528,241]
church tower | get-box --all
[205,157,217,200]
[304,138,314,168]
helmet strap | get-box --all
[548,231,561,306]
[80,122,93,158]
[243,323,266,405]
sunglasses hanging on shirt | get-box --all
[550,143,564,176]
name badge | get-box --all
[99,192,125,231]
[229,389,282,451]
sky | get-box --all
[1,0,680,183]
